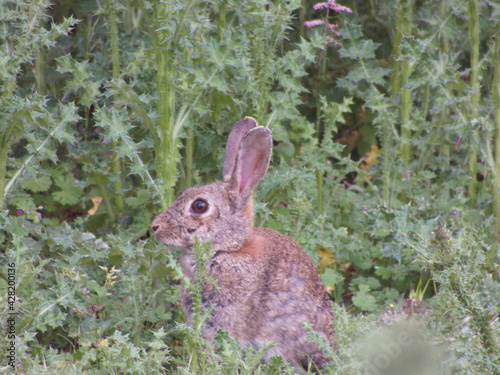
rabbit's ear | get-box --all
[228,126,272,210]
[223,117,258,182]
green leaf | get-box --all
[320,268,342,287]
[94,107,133,143]
[52,175,83,205]
[125,189,152,208]
[374,228,391,238]
[352,284,377,312]
[352,276,382,290]
[84,279,108,298]
[399,36,424,63]
[375,266,394,280]
[23,175,52,192]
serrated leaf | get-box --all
[365,276,382,290]
[52,102,80,144]
[375,266,394,280]
[22,175,53,192]
[52,175,83,205]
[352,284,377,312]
[94,107,133,143]
[351,276,382,291]
[84,279,108,298]
[339,39,380,60]
[399,36,424,63]
[320,268,342,288]
[125,189,152,208]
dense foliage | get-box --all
[1,0,499,373]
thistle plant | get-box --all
[0,1,76,210]
[304,0,351,216]
[397,0,414,168]
[105,0,125,212]
[304,0,352,71]
[468,0,480,207]
[494,35,500,242]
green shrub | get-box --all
[1,0,499,373]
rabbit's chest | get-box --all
[180,253,264,339]
[181,253,263,309]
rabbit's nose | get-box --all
[151,216,163,232]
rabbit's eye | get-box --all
[191,199,209,213]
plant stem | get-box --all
[389,0,403,100]
[108,8,121,79]
[468,0,480,207]
[400,0,413,167]
[493,36,500,243]
[107,0,124,211]
[154,2,177,208]
[186,125,194,189]
[400,60,412,167]
[35,48,46,96]
[156,51,176,208]
[382,113,393,209]
[421,83,429,121]
[385,0,406,208]
[125,0,133,34]
[153,0,202,207]
[299,0,306,38]
[316,98,324,216]
[0,133,11,210]
[318,7,330,76]
[437,0,450,166]
[217,0,227,41]
[316,170,324,216]
[211,1,226,124]
[133,282,142,347]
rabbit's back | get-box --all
[180,227,334,369]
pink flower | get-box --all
[313,2,328,10]
[305,0,352,64]
[313,0,352,13]
[304,20,325,28]
[331,4,352,13]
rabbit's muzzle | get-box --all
[151,213,186,248]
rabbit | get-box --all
[151,117,334,372]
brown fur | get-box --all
[152,118,334,372]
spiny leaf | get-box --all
[94,107,133,143]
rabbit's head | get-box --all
[151,117,272,252]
